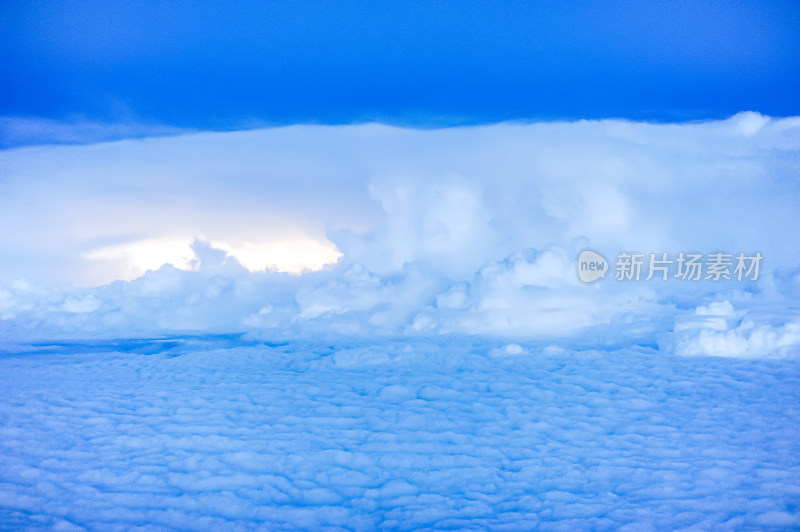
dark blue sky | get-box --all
[2,0,799,130]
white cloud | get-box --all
[729,111,770,136]
[334,176,496,277]
[488,342,529,357]
[676,319,800,359]
[668,299,800,359]
[408,246,661,338]
[1,114,799,356]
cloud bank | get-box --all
[1,113,799,357]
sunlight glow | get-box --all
[84,238,197,282]
[212,239,342,273]
[85,236,342,284]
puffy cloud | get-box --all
[1,114,799,357]
[669,300,800,359]
[675,318,800,359]
[333,176,496,277]
[408,246,664,340]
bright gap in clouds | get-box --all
[84,238,196,282]
[85,237,342,283]
[211,239,342,274]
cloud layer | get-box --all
[3,339,799,529]
[1,113,799,357]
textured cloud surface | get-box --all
[1,339,799,529]
[1,114,799,357]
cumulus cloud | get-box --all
[333,176,496,277]
[409,247,608,337]
[669,300,800,359]
[677,320,800,359]
[1,114,799,356]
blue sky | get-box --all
[2,0,799,137]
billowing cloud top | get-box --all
[1,113,799,358]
